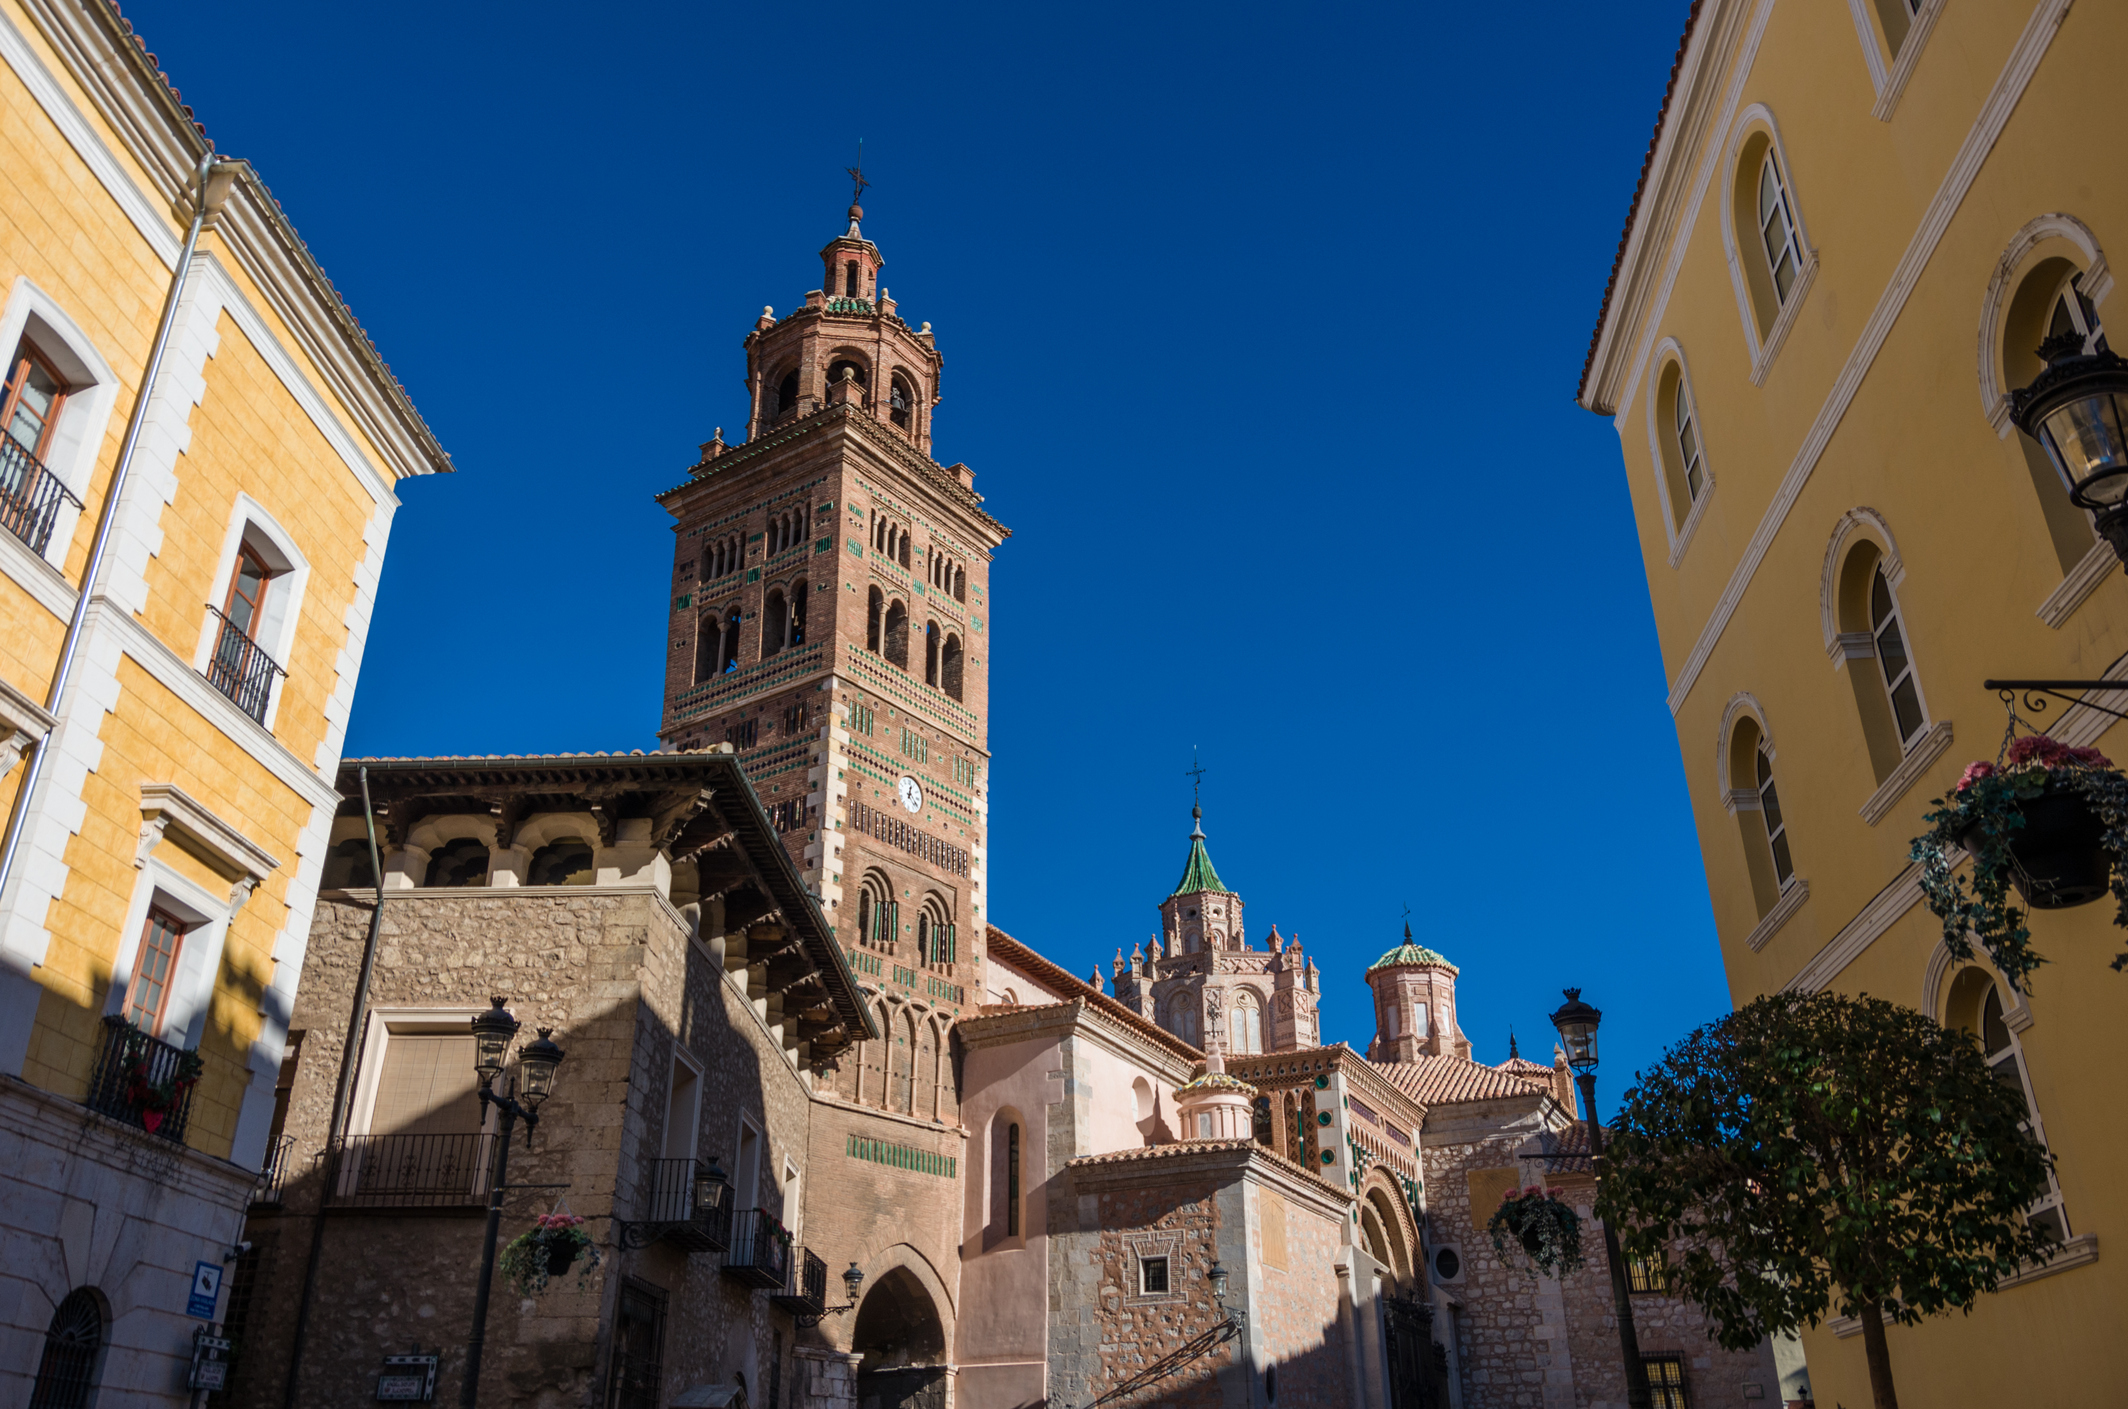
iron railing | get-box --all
[0,433,80,556]
[324,1132,493,1209]
[84,1015,199,1144]
[204,606,285,725]
[253,1134,296,1206]
[721,1209,792,1289]
[770,1246,828,1316]
[634,1157,731,1252]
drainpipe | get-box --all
[279,765,390,1407]
[0,151,243,913]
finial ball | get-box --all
[848,203,864,222]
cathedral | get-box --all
[227,196,1794,1409]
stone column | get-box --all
[793,1346,863,1409]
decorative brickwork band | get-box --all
[845,1134,957,1178]
[848,799,970,876]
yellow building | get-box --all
[0,0,446,1399]
[1580,0,2123,1403]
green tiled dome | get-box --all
[1171,809,1226,896]
[1367,924,1459,975]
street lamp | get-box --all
[462,998,566,1409]
[1207,1261,1244,1328]
[2011,330,2128,568]
[1549,988,1650,1409]
[796,1261,867,1330]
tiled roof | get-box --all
[983,927,1202,1062]
[1576,0,1709,405]
[1171,821,1225,896]
[1367,925,1457,974]
[1175,1071,1256,1098]
[1372,1057,1549,1107]
[1497,1057,1558,1080]
[1067,1138,1260,1168]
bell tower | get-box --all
[655,187,1009,1035]
[1364,925,1470,1063]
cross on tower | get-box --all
[1185,749,1206,811]
[845,140,870,209]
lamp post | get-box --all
[1549,988,1651,1409]
[795,1262,867,1330]
[462,998,565,1409]
[1207,1261,1244,1329]
[2010,330,2128,569]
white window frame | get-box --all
[104,860,230,1049]
[1845,0,1947,121]
[734,1109,765,1211]
[345,1005,495,1139]
[1412,1002,1430,1040]
[1976,981,2071,1239]
[1756,741,1796,890]
[0,277,122,574]
[1868,564,1931,750]
[1644,343,1718,566]
[665,1047,703,1162]
[1717,107,1818,385]
[192,492,311,733]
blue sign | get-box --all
[186,1261,221,1319]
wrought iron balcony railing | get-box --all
[721,1208,793,1289]
[204,606,286,725]
[85,1015,200,1145]
[0,433,81,557]
[622,1157,732,1253]
[769,1246,828,1316]
[324,1132,493,1209]
[253,1134,296,1206]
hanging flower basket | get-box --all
[1912,733,2128,989]
[1486,1187,1585,1280]
[499,1213,601,1297]
[117,1033,203,1134]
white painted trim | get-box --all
[1715,691,1774,799]
[1715,104,1819,383]
[1921,940,2032,1031]
[1745,878,1810,952]
[0,277,122,569]
[1666,0,2075,717]
[0,676,53,782]
[1820,509,1906,660]
[0,512,71,619]
[1783,864,1928,995]
[1978,213,2112,434]
[1872,0,1950,122]
[1844,0,1892,95]
[137,782,280,889]
[190,492,313,733]
[2037,539,2117,629]
[1859,719,1954,826]
[346,1004,493,1139]
[104,856,231,1051]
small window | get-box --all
[1643,1354,1689,1409]
[1628,1250,1671,1294]
[1430,1245,1462,1282]
[890,377,914,431]
[29,1288,103,1409]
[1412,1003,1430,1039]
[527,840,594,887]
[884,599,909,669]
[924,620,940,686]
[775,371,799,417]
[828,358,866,387]
[1756,746,1793,888]
[1139,1254,1170,1295]
[844,263,859,298]
[1196,1112,1213,1138]
[423,838,489,888]
[1,340,67,459]
[124,907,187,1033]
[1757,153,1802,307]
[1006,1122,1021,1236]
[942,634,964,702]
[1674,379,1705,504]
[1869,567,1926,745]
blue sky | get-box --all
[131,0,1722,1094]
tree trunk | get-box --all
[1858,1300,1899,1409]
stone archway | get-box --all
[852,1266,948,1409]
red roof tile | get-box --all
[1372,1057,1549,1107]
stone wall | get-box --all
[1246,1173,1354,1409]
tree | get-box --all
[1597,991,2054,1409]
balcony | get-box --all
[323,1133,493,1209]
[769,1246,828,1317]
[721,1209,793,1289]
[252,1135,296,1207]
[85,1015,200,1145]
[634,1157,731,1252]
[0,434,81,557]
[204,606,286,725]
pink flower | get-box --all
[1957,761,1996,792]
[2004,734,2114,773]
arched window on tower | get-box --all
[942,634,964,702]
[789,580,807,648]
[884,599,909,668]
[898,531,911,569]
[1229,989,1263,1054]
[917,895,954,967]
[857,871,897,952]
[845,263,860,299]
[828,358,866,389]
[719,605,743,675]
[890,376,914,431]
[925,620,941,686]
[954,566,966,602]
[867,586,884,654]
[763,588,788,658]
[776,370,799,419]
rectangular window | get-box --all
[1642,1355,1688,1409]
[1627,1251,1671,1294]
[606,1279,668,1409]
[125,908,187,1032]
[1006,1122,1021,1236]
[371,1033,482,1136]
[1412,1004,1430,1039]
[1,339,65,458]
[1139,1254,1170,1295]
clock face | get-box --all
[897,776,923,814]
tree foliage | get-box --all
[1597,992,2053,1359]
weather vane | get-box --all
[1185,748,1206,810]
[846,138,869,209]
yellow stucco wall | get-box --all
[1597,0,2128,1403]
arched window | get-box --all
[1652,353,1712,538]
[1947,970,2069,1241]
[763,588,788,658]
[890,376,914,431]
[858,871,897,951]
[924,620,941,686]
[828,358,866,388]
[424,838,489,888]
[867,586,884,653]
[884,599,909,668]
[789,580,807,648]
[320,836,375,890]
[30,1288,103,1408]
[1006,1120,1021,1234]
[528,840,594,886]
[695,610,723,684]
[892,1009,917,1113]
[1229,989,1263,1055]
[917,895,954,966]
[1869,566,1926,747]
[719,605,743,675]
[1167,994,1200,1046]
[775,370,799,418]
[898,532,911,569]
[1757,152,1802,308]
[2004,258,2105,573]
[844,263,860,299]
[915,1018,940,1121]
[942,634,964,702]
[953,567,966,603]
[1725,709,1796,920]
